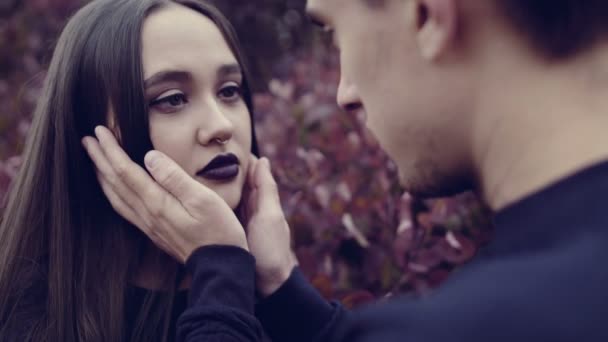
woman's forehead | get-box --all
[141,4,238,80]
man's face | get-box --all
[306,0,473,197]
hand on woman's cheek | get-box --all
[242,156,298,296]
[82,126,249,262]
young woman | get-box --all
[0,0,263,340]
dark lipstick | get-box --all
[197,153,240,181]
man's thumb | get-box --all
[255,158,281,209]
[145,150,201,200]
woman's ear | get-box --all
[408,0,458,61]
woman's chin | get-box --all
[207,183,243,210]
[193,171,246,210]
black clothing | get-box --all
[179,161,608,342]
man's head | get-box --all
[306,0,608,197]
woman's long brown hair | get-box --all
[0,0,259,340]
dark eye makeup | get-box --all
[149,91,188,113]
[217,82,243,102]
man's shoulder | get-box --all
[349,240,608,342]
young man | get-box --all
[251,1,608,341]
[85,0,608,340]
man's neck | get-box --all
[472,45,608,211]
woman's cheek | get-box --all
[148,118,191,172]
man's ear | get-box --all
[407,0,457,61]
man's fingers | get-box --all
[84,128,247,263]
[84,135,150,216]
[247,188,258,217]
[94,126,155,197]
[98,170,187,261]
[82,136,118,185]
[96,171,148,231]
[248,155,259,187]
[241,155,260,220]
[144,150,212,211]
[93,126,185,219]
[237,158,257,225]
[84,134,156,222]
[254,158,281,210]
[86,130,184,228]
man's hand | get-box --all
[82,126,248,263]
[243,156,298,297]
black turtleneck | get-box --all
[178,161,608,342]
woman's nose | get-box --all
[196,103,235,146]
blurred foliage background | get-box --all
[0,0,492,307]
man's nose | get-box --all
[337,75,363,113]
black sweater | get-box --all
[178,161,608,342]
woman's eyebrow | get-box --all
[217,63,242,78]
[144,70,192,89]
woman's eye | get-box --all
[149,92,188,113]
[218,83,243,102]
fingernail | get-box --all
[145,151,161,169]
[81,137,88,150]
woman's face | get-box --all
[140,4,252,210]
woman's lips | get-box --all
[198,164,239,181]
[197,153,240,182]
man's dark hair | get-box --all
[496,0,608,60]
[362,0,608,60]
